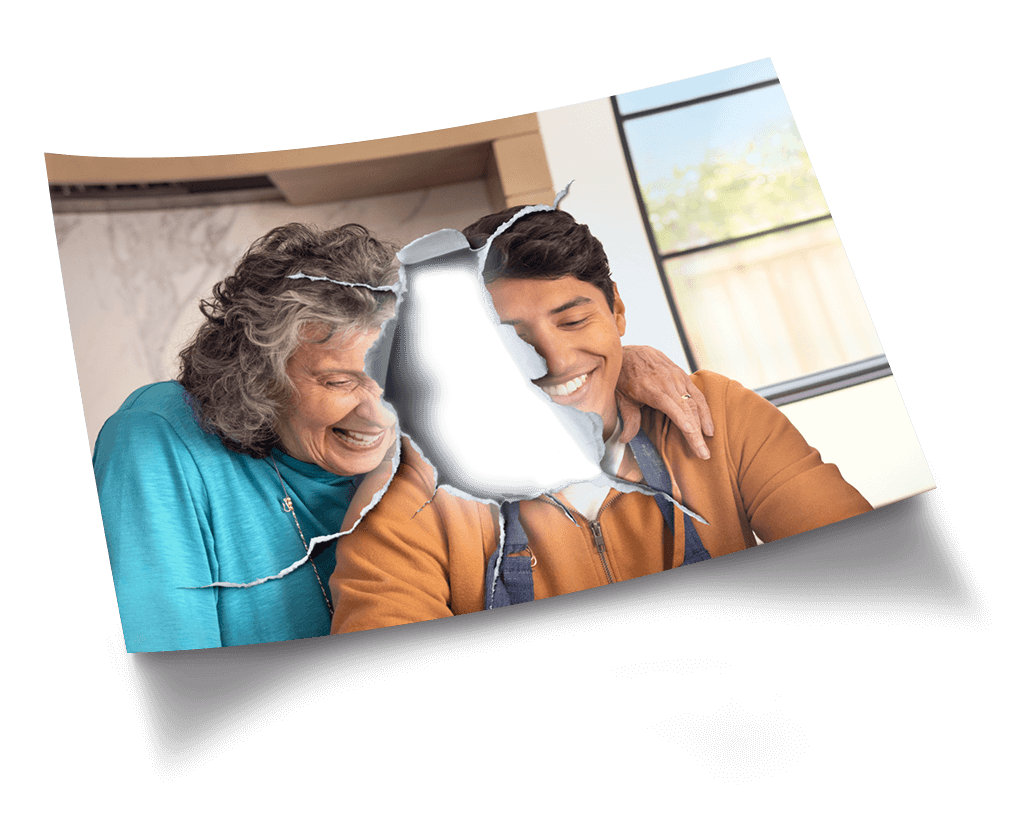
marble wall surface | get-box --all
[54,181,494,449]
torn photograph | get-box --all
[48,58,934,653]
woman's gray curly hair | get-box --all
[178,223,399,459]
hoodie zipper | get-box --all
[540,488,633,584]
[587,520,615,584]
[544,492,625,586]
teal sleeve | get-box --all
[93,409,223,652]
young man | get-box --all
[330,208,872,634]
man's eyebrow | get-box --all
[548,296,593,315]
[498,296,594,326]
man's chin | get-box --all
[548,393,618,436]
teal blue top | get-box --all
[92,382,357,652]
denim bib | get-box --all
[485,428,709,609]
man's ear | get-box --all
[612,284,627,337]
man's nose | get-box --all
[529,327,576,377]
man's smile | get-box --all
[487,275,626,439]
[536,368,596,403]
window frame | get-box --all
[610,77,890,405]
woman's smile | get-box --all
[276,327,397,476]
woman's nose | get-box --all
[356,385,397,429]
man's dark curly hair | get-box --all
[178,223,399,459]
[462,207,615,310]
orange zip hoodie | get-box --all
[330,371,872,634]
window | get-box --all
[613,59,888,404]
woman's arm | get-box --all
[93,409,223,652]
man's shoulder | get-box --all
[385,436,494,524]
[639,370,734,430]
[688,370,754,404]
[689,369,731,391]
[397,436,437,494]
[638,369,783,463]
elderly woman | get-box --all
[94,222,711,653]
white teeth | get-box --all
[542,373,588,397]
[332,428,383,447]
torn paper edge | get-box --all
[371,185,613,504]
[381,229,552,502]
[287,272,400,291]
[385,187,710,516]
[192,182,708,590]
[486,505,508,609]
[389,188,714,520]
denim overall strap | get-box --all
[484,430,710,609]
[484,500,535,609]
[628,430,710,566]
